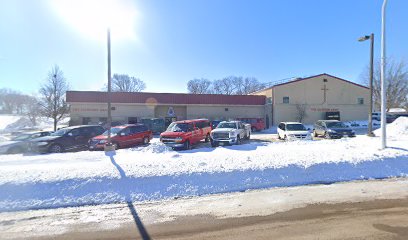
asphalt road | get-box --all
[2,179,407,240]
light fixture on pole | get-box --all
[380,0,388,149]
[358,33,375,137]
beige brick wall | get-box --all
[186,105,264,120]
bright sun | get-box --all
[50,0,139,41]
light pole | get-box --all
[380,0,388,149]
[105,28,115,152]
[358,33,374,137]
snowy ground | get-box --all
[0,117,407,212]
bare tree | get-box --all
[111,74,146,92]
[295,103,307,123]
[187,78,212,94]
[213,76,237,95]
[234,77,265,95]
[26,96,41,125]
[361,59,408,111]
[39,65,69,131]
[0,88,20,113]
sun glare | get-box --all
[51,0,139,41]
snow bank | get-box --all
[0,135,407,212]
[0,114,69,133]
[0,115,22,131]
[374,117,408,138]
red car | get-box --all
[236,118,265,132]
[160,119,211,150]
[88,124,152,150]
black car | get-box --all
[0,131,53,154]
[211,120,222,129]
[29,125,104,153]
[313,120,355,139]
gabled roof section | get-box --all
[253,73,369,94]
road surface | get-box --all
[1,178,407,240]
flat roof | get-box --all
[66,91,266,106]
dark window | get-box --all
[225,108,229,111]
[82,117,91,125]
[283,97,289,104]
[128,117,138,124]
[266,97,272,104]
[358,98,364,105]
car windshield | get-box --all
[326,122,348,128]
[166,123,189,132]
[286,124,306,131]
[11,134,32,141]
[51,128,70,136]
[102,127,123,136]
[217,123,237,129]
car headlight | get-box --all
[229,132,236,138]
[327,129,336,133]
[36,142,49,146]
[99,140,107,144]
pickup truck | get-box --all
[210,121,251,147]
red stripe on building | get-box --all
[66,91,266,106]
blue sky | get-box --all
[0,0,407,95]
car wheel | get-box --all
[183,140,191,150]
[7,147,22,154]
[251,127,256,132]
[236,136,241,145]
[324,132,331,139]
[204,134,210,143]
[143,137,149,145]
[49,144,63,153]
[313,130,318,138]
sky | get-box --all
[0,0,407,95]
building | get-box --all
[66,73,369,128]
[66,91,266,126]
[252,73,369,126]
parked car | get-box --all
[160,119,211,150]
[29,125,104,153]
[236,118,265,132]
[89,124,152,150]
[277,122,311,140]
[210,120,222,129]
[0,131,53,154]
[210,121,251,147]
[140,118,165,134]
[371,112,399,123]
[313,120,355,139]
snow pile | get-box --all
[0,135,407,212]
[131,141,172,154]
[0,115,22,131]
[0,114,69,133]
[374,117,408,138]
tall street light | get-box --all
[104,28,115,152]
[358,33,374,137]
[380,0,388,149]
